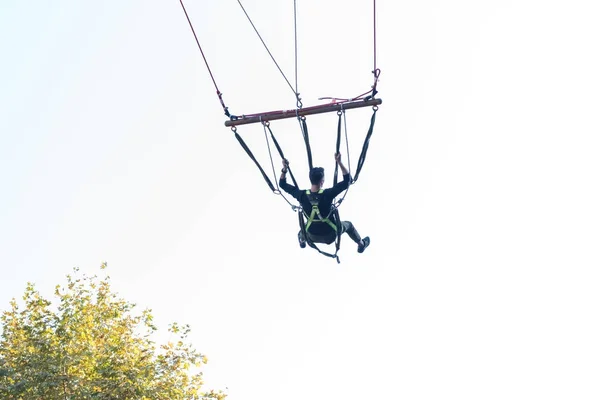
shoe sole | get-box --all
[358,237,370,253]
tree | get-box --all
[0,263,226,400]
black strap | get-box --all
[299,117,314,171]
[353,106,378,184]
[298,208,341,264]
[333,112,342,185]
[332,208,342,255]
[234,131,277,192]
[265,124,299,189]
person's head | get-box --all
[309,167,325,186]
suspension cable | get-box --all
[373,0,377,75]
[293,0,302,108]
[178,0,233,118]
[371,0,380,97]
[236,0,298,100]
[317,0,380,103]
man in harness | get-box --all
[279,153,370,253]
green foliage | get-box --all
[0,263,226,400]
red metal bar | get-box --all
[224,98,382,127]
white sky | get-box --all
[1,0,599,399]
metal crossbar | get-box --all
[225,99,382,127]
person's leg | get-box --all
[341,221,370,253]
[340,221,361,244]
[297,230,306,248]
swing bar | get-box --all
[224,98,382,127]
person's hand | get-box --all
[335,152,349,175]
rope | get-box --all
[329,106,351,211]
[317,0,380,103]
[236,0,298,99]
[264,123,299,189]
[261,122,299,209]
[333,106,352,184]
[293,0,301,107]
[343,108,352,180]
[178,0,232,118]
[333,112,342,185]
[371,0,380,99]
[334,106,352,208]
[373,0,377,76]
[262,118,280,190]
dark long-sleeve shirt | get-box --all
[279,174,350,235]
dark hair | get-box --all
[309,167,325,185]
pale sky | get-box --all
[1,1,599,399]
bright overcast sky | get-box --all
[1,0,599,399]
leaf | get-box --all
[0,264,223,400]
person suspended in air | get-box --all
[279,153,370,253]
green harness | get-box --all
[299,189,342,263]
[305,190,338,232]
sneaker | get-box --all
[299,237,307,249]
[357,236,370,253]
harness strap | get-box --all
[333,112,342,185]
[305,190,338,232]
[233,130,277,192]
[306,207,338,232]
[298,209,341,264]
[265,123,299,189]
[353,106,378,184]
[331,108,351,211]
[299,117,314,171]
[332,208,342,256]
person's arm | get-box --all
[279,158,302,200]
[280,158,292,181]
[336,152,349,176]
[328,153,350,197]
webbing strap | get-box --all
[265,124,298,189]
[305,190,338,232]
[299,117,313,170]
[298,210,341,264]
[333,112,342,185]
[306,207,338,232]
[331,109,351,211]
[353,107,378,184]
[234,131,276,192]
[332,208,342,255]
